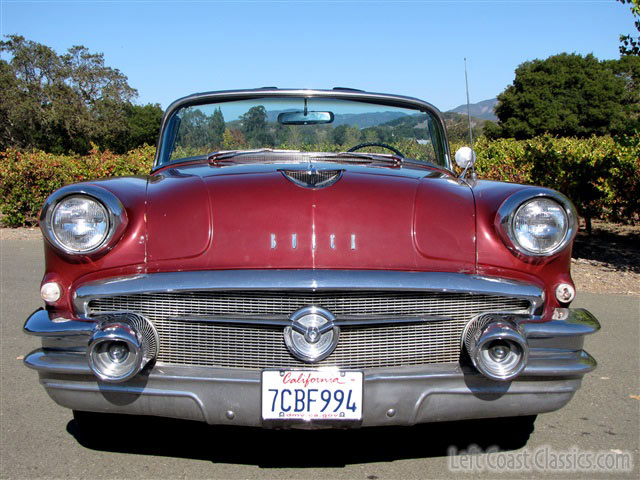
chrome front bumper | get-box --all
[24,307,599,428]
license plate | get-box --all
[262,370,363,421]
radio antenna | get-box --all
[461,58,476,181]
[464,58,474,152]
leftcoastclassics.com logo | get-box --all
[448,445,634,473]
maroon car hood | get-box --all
[146,164,476,273]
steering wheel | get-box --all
[347,142,404,158]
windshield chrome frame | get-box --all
[153,88,452,172]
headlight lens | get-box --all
[51,195,109,252]
[512,198,568,254]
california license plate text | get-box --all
[262,370,363,421]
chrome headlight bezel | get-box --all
[40,185,128,255]
[495,189,578,257]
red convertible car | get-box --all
[24,88,599,429]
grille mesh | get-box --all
[153,319,467,369]
[88,290,530,370]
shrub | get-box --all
[454,135,639,227]
[0,145,154,226]
[1,137,638,227]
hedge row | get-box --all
[0,144,155,226]
[0,136,638,227]
[452,135,640,228]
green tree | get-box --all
[285,125,303,147]
[0,35,82,152]
[332,124,349,145]
[221,128,246,149]
[211,107,225,147]
[0,35,143,154]
[175,108,213,153]
[121,103,164,151]
[361,127,381,143]
[481,120,501,140]
[618,0,640,56]
[345,125,362,146]
[604,55,640,132]
[442,112,484,143]
[490,53,631,139]
[240,105,273,147]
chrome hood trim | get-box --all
[280,168,343,189]
[73,270,544,316]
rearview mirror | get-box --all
[278,111,334,125]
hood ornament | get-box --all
[281,167,343,189]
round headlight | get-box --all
[51,195,109,252]
[512,198,569,255]
[495,189,577,258]
[41,185,128,256]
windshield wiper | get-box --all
[335,152,443,170]
[207,148,410,168]
[208,148,300,163]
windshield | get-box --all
[158,96,448,167]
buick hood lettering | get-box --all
[270,233,356,250]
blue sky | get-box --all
[0,0,634,111]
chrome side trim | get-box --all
[24,309,96,337]
[24,349,91,374]
[73,270,544,316]
[25,348,594,380]
[522,309,600,338]
[523,350,596,377]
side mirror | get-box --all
[454,146,476,169]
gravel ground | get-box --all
[3,220,638,296]
[571,220,640,296]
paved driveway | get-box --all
[1,237,638,479]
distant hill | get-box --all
[379,111,488,143]
[332,111,408,127]
[442,112,487,143]
[448,98,498,121]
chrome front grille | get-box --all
[88,290,530,370]
[151,319,467,369]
